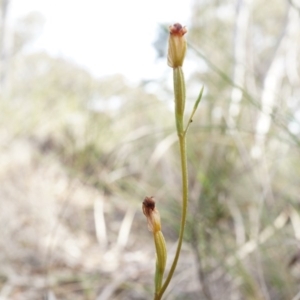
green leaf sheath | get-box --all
[185,86,204,133]
[154,230,167,294]
[193,86,204,114]
[173,67,186,134]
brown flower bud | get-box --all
[142,196,161,233]
[142,196,167,293]
[167,23,187,68]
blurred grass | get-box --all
[1,2,300,299]
[0,50,299,300]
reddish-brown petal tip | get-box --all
[142,196,155,217]
[169,23,187,36]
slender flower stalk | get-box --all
[155,23,189,299]
[143,23,203,300]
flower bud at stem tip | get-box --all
[168,23,187,68]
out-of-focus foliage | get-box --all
[1,0,300,299]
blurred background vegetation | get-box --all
[1,0,300,299]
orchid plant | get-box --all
[142,23,204,300]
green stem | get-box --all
[155,66,189,299]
